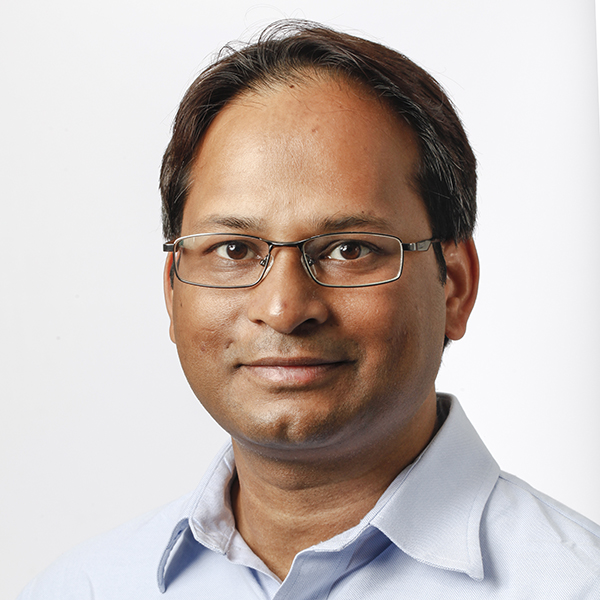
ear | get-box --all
[442,238,479,341]
[163,254,176,344]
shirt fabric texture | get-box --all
[17,395,600,599]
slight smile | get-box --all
[238,357,351,386]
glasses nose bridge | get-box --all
[268,239,307,251]
[261,239,313,281]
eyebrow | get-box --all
[189,215,264,232]
[313,214,391,232]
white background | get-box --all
[1,0,599,597]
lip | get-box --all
[238,356,350,386]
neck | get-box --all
[230,395,439,580]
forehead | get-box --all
[184,76,428,238]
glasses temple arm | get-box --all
[402,239,440,252]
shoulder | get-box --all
[17,493,193,600]
[492,471,600,542]
[483,471,600,582]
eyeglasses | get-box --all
[163,232,438,289]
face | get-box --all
[165,77,450,462]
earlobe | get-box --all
[443,238,479,341]
[163,255,176,344]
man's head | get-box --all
[162,22,479,463]
[160,21,477,265]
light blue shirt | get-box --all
[18,395,600,598]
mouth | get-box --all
[238,356,351,386]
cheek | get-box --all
[338,286,418,336]
[343,281,445,377]
[334,291,411,367]
[172,287,242,369]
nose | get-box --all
[246,247,330,334]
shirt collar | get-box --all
[157,444,237,592]
[368,394,499,580]
[158,394,499,591]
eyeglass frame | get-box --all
[163,231,439,289]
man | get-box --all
[18,20,600,599]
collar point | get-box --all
[465,562,485,582]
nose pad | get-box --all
[303,253,315,269]
[256,252,274,284]
[300,252,317,281]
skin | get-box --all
[164,75,479,580]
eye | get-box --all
[327,241,372,260]
[214,240,257,260]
